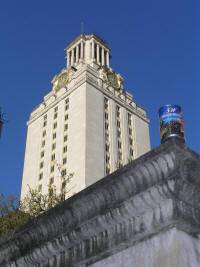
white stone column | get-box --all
[76,45,79,62]
[67,52,70,66]
[71,49,74,65]
[81,41,84,59]
[101,48,105,66]
[97,44,100,64]
[91,41,95,60]
[106,51,109,67]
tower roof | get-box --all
[65,34,110,51]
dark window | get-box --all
[64,124,68,131]
[53,132,56,139]
[40,162,44,169]
[50,177,54,185]
[42,140,45,147]
[50,165,54,173]
[52,143,56,150]
[39,173,43,180]
[53,122,57,129]
[63,157,67,164]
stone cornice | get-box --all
[0,139,200,266]
[28,66,149,126]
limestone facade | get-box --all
[21,34,150,199]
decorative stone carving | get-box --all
[99,67,124,90]
[51,67,77,92]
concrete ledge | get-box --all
[0,139,200,266]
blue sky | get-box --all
[0,0,199,198]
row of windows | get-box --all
[38,98,69,189]
[128,113,134,160]
[116,105,123,168]
[104,98,110,175]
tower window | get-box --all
[54,113,58,119]
[51,153,55,161]
[105,122,109,130]
[53,122,57,129]
[63,157,67,164]
[42,130,46,137]
[39,173,43,180]
[41,140,45,147]
[61,169,66,177]
[40,162,44,169]
[41,151,44,158]
[52,143,56,150]
[117,120,120,127]
[128,113,132,125]
[43,114,47,120]
[130,148,134,157]
[54,106,58,112]
[50,165,54,173]
[53,132,56,139]
[63,146,67,153]
[64,124,68,131]
[105,144,109,151]
[104,98,108,109]
[50,177,54,185]
[64,135,68,142]
[118,141,122,149]
[43,121,47,127]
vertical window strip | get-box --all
[104,98,110,175]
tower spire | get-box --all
[81,22,84,34]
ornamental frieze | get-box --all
[99,66,124,90]
[51,67,77,92]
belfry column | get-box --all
[71,49,74,66]
[67,52,70,67]
[97,44,100,64]
[81,41,84,60]
[76,45,79,63]
[101,48,105,66]
[91,41,95,61]
[106,51,109,67]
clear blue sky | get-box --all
[0,0,199,198]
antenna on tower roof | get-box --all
[81,22,84,34]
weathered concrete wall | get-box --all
[1,139,200,267]
[90,228,200,267]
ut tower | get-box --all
[21,34,150,199]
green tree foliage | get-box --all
[0,171,74,238]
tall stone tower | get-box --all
[21,34,150,199]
